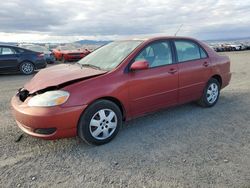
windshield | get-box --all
[77,41,142,70]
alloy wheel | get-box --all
[21,62,34,74]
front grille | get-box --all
[17,88,29,102]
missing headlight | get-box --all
[17,88,29,102]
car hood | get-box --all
[25,64,107,93]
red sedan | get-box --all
[11,37,231,145]
[52,46,91,62]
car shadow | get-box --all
[3,89,248,188]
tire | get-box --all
[19,61,34,75]
[197,78,220,107]
[77,100,122,145]
[61,55,65,63]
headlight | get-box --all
[28,90,70,107]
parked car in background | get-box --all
[219,43,246,52]
[232,43,248,51]
[208,41,250,52]
[229,44,242,51]
[239,43,248,50]
[0,45,46,75]
[22,45,55,64]
[11,36,231,145]
[52,45,91,62]
[208,43,224,52]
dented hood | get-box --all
[25,64,107,93]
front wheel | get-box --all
[197,78,220,107]
[78,100,122,145]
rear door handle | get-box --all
[168,68,177,74]
[203,62,209,67]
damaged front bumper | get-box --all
[11,95,87,140]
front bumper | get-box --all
[11,96,87,140]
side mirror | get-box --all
[130,60,149,71]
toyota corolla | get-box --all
[11,37,231,145]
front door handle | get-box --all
[168,68,177,74]
[203,62,209,67]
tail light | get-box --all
[37,53,44,59]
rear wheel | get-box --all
[78,100,122,145]
[19,61,34,75]
[197,78,220,107]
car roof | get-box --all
[119,36,197,41]
[0,44,35,52]
[0,44,19,48]
[152,36,198,41]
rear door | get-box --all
[173,40,212,104]
[128,40,179,117]
[0,47,19,72]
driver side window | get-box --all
[134,41,173,68]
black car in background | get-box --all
[20,45,55,64]
[0,45,47,75]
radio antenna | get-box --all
[175,24,183,36]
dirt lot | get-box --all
[0,51,250,188]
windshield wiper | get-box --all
[77,63,102,70]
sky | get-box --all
[0,0,250,43]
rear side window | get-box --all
[174,40,207,62]
[0,47,16,55]
[16,48,25,53]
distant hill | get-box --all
[74,40,112,45]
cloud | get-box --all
[0,0,250,42]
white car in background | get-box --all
[230,44,242,51]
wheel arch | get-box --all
[211,74,222,87]
[91,96,126,121]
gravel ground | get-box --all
[0,51,250,188]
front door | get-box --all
[128,40,179,117]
